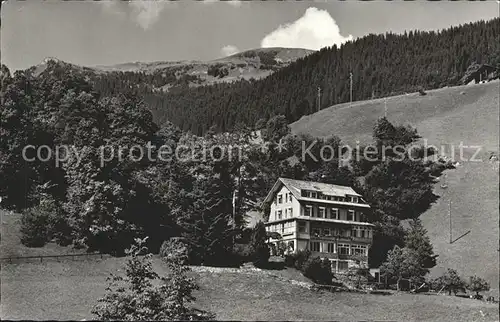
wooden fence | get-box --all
[0,252,108,264]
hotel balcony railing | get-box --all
[308,234,372,243]
[310,252,368,262]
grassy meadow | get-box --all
[1,211,499,321]
[1,256,499,321]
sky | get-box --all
[1,0,498,71]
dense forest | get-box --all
[89,18,499,135]
[148,18,499,134]
[24,19,500,135]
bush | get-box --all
[302,257,333,285]
[347,267,370,289]
[284,254,295,268]
[253,244,270,268]
[20,198,63,247]
[93,237,215,321]
[293,249,312,271]
[467,275,490,297]
[431,268,466,295]
[251,222,270,268]
[233,243,254,263]
[20,207,51,247]
[159,238,189,265]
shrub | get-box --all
[233,243,254,263]
[20,207,51,247]
[20,198,63,247]
[92,237,214,321]
[302,257,333,285]
[467,275,490,297]
[253,244,270,268]
[251,222,270,268]
[347,267,370,289]
[293,249,312,271]
[284,249,311,269]
[431,268,466,295]
[159,238,189,265]
[284,254,295,268]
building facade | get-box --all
[263,178,374,273]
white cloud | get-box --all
[220,45,240,57]
[260,7,353,50]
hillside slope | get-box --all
[91,47,314,88]
[291,81,499,294]
[291,81,499,157]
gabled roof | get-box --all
[262,177,364,206]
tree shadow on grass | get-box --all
[261,261,286,270]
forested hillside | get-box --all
[141,18,498,134]
[23,19,499,135]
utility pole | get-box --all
[349,72,353,108]
[317,86,321,112]
[384,97,388,118]
[449,200,452,244]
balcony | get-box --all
[305,233,372,244]
[310,252,368,262]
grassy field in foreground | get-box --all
[1,257,499,321]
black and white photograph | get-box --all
[0,0,499,320]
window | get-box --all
[289,193,293,202]
[312,228,321,237]
[278,194,283,204]
[352,196,359,203]
[277,210,282,220]
[304,205,312,216]
[318,207,325,218]
[338,243,350,255]
[338,261,349,271]
[351,245,367,256]
[360,229,365,238]
[331,260,337,272]
[327,243,335,253]
[323,228,331,236]
[310,241,320,252]
[311,192,317,199]
[351,228,357,238]
[298,221,307,233]
[330,208,339,219]
[347,210,355,221]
